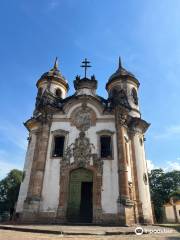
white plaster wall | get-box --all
[40,131,60,212]
[16,133,36,213]
[38,80,67,99]
[125,141,132,182]
[50,82,67,99]
[165,206,176,222]
[76,88,96,96]
[133,133,153,222]
[40,106,119,214]
[102,159,119,214]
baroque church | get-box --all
[16,58,153,225]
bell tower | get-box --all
[36,58,69,99]
[106,58,153,225]
[106,57,140,118]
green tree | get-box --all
[149,169,180,222]
[0,169,23,218]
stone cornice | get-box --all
[51,129,69,136]
[128,117,150,134]
[96,129,115,135]
[24,118,39,132]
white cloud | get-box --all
[154,124,180,139]
[146,159,158,172]
[147,158,180,172]
[164,159,180,172]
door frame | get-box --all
[57,164,103,223]
[67,168,93,222]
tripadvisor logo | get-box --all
[135,227,143,235]
[135,226,173,235]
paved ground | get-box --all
[0,224,179,240]
[0,224,179,235]
[0,230,180,240]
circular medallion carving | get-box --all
[71,103,96,131]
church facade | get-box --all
[16,58,153,225]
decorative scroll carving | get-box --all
[61,131,103,173]
[71,103,96,131]
[116,106,129,127]
[73,131,92,165]
[118,112,128,126]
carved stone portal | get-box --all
[58,131,103,223]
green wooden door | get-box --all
[67,168,93,222]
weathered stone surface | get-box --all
[16,59,153,226]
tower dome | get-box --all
[106,58,140,118]
[36,58,69,99]
[106,57,139,91]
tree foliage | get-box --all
[149,169,180,222]
[0,169,23,213]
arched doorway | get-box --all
[67,168,93,223]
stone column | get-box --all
[116,114,129,200]
[129,118,153,224]
[23,120,51,221]
[129,130,144,223]
[115,107,134,225]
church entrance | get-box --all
[67,168,93,223]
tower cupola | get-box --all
[36,58,69,99]
[106,57,141,117]
[106,57,139,91]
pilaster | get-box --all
[115,106,134,225]
[129,130,144,223]
[22,117,52,221]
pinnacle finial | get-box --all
[118,56,122,69]
[53,57,59,70]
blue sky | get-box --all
[0,0,180,178]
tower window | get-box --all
[55,88,62,98]
[100,135,112,158]
[52,136,65,157]
[131,88,138,105]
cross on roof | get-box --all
[81,58,91,78]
